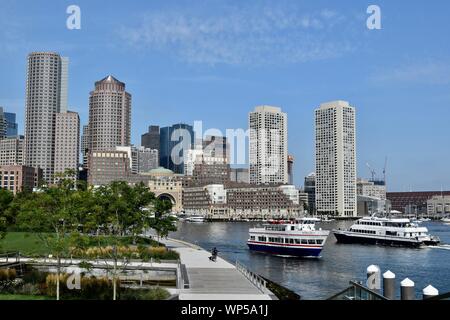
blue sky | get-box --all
[0,0,449,191]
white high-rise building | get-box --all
[249,105,288,185]
[315,100,357,217]
[24,52,69,183]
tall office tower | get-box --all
[304,172,316,214]
[4,112,18,137]
[287,155,294,185]
[80,124,89,167]
[160,123,194,174]
[141,125,160,151]
[24,52,68,183]
[88,75,131,152]
[0,107,6,139]
[54,111,80,181]
[315,100,357,217]
[0,136,24,165]
[249,106,288,185]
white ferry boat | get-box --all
[333,216,440,247]
[247,218,330,258]
[186,215,206,223]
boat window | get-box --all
[291,226,295,231]
[250,236,255,240]
[316,239,323,245]
[258,236,266,242]
[301,239,308,244]
[308,240,315,244]
[295,239,300,244]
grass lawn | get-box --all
[0,232,48,256]
[0,294,53,300]
[0,232,164,257]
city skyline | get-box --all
[1,0,450,190]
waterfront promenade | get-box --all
[159,237,275,300]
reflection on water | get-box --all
[170,221,450,299]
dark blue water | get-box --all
[170,221,450,299]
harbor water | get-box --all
[169,220,450,299]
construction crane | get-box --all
[366,163,376,181]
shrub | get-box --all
[120,287,170,300]
[0,268,16,281]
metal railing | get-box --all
[0,251,20,264]
[235,260,270,294]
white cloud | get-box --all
[117,5,354,65]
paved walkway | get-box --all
[159,237,274,300]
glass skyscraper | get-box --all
[159,123,194,174]
[5,112,18,137]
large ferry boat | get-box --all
[247,218,330,258]
[333,216,440,247]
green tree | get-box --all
[0,189,14,243]
[147,199,176,242]
[92,181,155,300]
[15,169,82,300]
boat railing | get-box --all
[235,260,270,295]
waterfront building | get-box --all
[230,168,249,184]
[304,172,316,214]
[315,101,357,217]
[141,167,183,212]
[249,106,288,185]
[159,123,194,174]
[183,184,228,216]
[54,111,80,181]
[0,165,42,195]
[141,125,160,152]
[81,124,89,168]
[4,112,18,138]
[387,191,450,215]
[0,136,24,166]
[427,195,450,218]
[87,150,130,186]
[357,178,386,200]
[287,155,294,185]
[88,75,131,152]
[24,52,68,182]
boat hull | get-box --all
[247,242,323,257]
[333,231,423,248]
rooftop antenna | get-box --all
[383,156,388,187]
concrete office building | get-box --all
[427,195,450,218]
[230,168,249,184]
[315,101,357,217]
[54,111,80,180]
[116,146,158,174]
[88,76,131,152]
[357,178,386,200]
[0,136,24,166]
[24,52,68,182]
[87,150,130,186]
[0,165,42,195]
[159,123,194,174]
[141,125,160,152]
[249,106,288,185]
